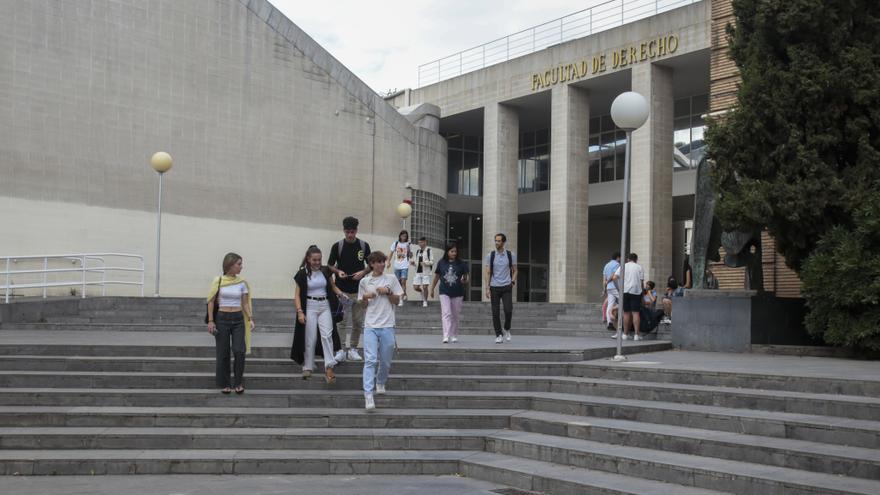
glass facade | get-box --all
[445,212,483,301]
[518,129,551,193]
[588,92,710,184]
[444,133,483,196]
[673,93,709,170]
[588,115,626,184]
[516,214,550,302]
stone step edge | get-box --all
[2,371,876,410]
[0,449,728,495]
[490,430,880,495]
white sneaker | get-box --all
[442,337,449,344]
[661,316,672,325]
[503,330,511,342]
[451,337,458,343]
[634,334,643,341]
[422,300,428,307]
[398,299,404,307]
[623,333,631,340]
[611,332,621,340]
[347,349,363,361]
[334,349,346,363]
[376,383,386,395]
[494,336,503,344]
[364,394,375,411]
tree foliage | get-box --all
[706,0,880,349]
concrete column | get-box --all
[549,84,590,303]
[482,102,519,300]
[630,63,674,283]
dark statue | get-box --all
[690,159,764,291]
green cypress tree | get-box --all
[706,0,880,349]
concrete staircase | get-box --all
[0,297,877,494]
[4,297,669,340]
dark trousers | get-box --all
[215,311,246,388]
[490,284,513,335]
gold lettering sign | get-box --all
[531,34,679,91]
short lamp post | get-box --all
[610,92,649,362]
[397,199,413,231]
[150,152,173,297]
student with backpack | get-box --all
[327,216,371,362]
[484,233,517,344]
[411,236,434,307]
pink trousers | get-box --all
[439,295,463,339]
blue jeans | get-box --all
[394,268,409,279]
[363,326,396,394]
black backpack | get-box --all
[489,250,514,279]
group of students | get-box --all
[602,252,705,339]
[205,216,517,411]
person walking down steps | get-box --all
[484,233,517,344]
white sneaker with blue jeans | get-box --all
[363,326,396,396]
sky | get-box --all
[271,1,604,94]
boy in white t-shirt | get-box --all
[410,236,434,307]
[359,250,404,411]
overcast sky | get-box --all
[271,1,603,94]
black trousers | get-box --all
[215,311,246,388]
[490,284,513,335]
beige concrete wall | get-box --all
[0,0,446,297]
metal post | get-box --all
[81,255,87,299]
[459,52,463,76]
[4,258,10,304]
[613,131,634,361]
[560,18,563,43]
[154,173,164,297]
[589,10,593,34]
[621,0,625,23]
[655,0,659,14]
[482,45,486,69]
[42,257,48,299]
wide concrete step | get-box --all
[511,410,880,480]
[0,406,516,429]
[0,344,613,361]
[529,392,880,449]
[0,449,726,494]
[570,362,880,397]
[2,370,875,420]
[3,322,601,336]
[2,390,878,449]
[0,427,490,451]
[487,430,880,495]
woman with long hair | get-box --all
[290,245,345,383]
[206,253,254,394]
[387,230,412,307]
[430,242,470,344]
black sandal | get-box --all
[234,386,245,394]
[221,387,232,394]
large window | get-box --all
[588,115,626,184]
[445,133,482,196]
[674,93,709,170]
[518,129,550,193]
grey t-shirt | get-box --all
[485,250,517,287]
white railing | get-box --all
[1,253,144,303]
[417,0,700,87]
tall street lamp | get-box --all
[150,151,173,297]
[610,92,649,361]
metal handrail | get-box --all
[1,253,144,303]
[417,0,700,87]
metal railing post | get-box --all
[4,258,9,304]
[140,257,145,297]
[656,0,659,14]
[560,18,563,43]
[621,0,625,23]
[459,52,462,76]
[507,37,510,60]
[81,255,87,299]
[482,45,485,69]
[589,9,593,34]
[42,258,48,298]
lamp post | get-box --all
[609,92,649,361]
[150,151,173,297]
[397,200,413,231]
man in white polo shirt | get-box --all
[612,252,645,341]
